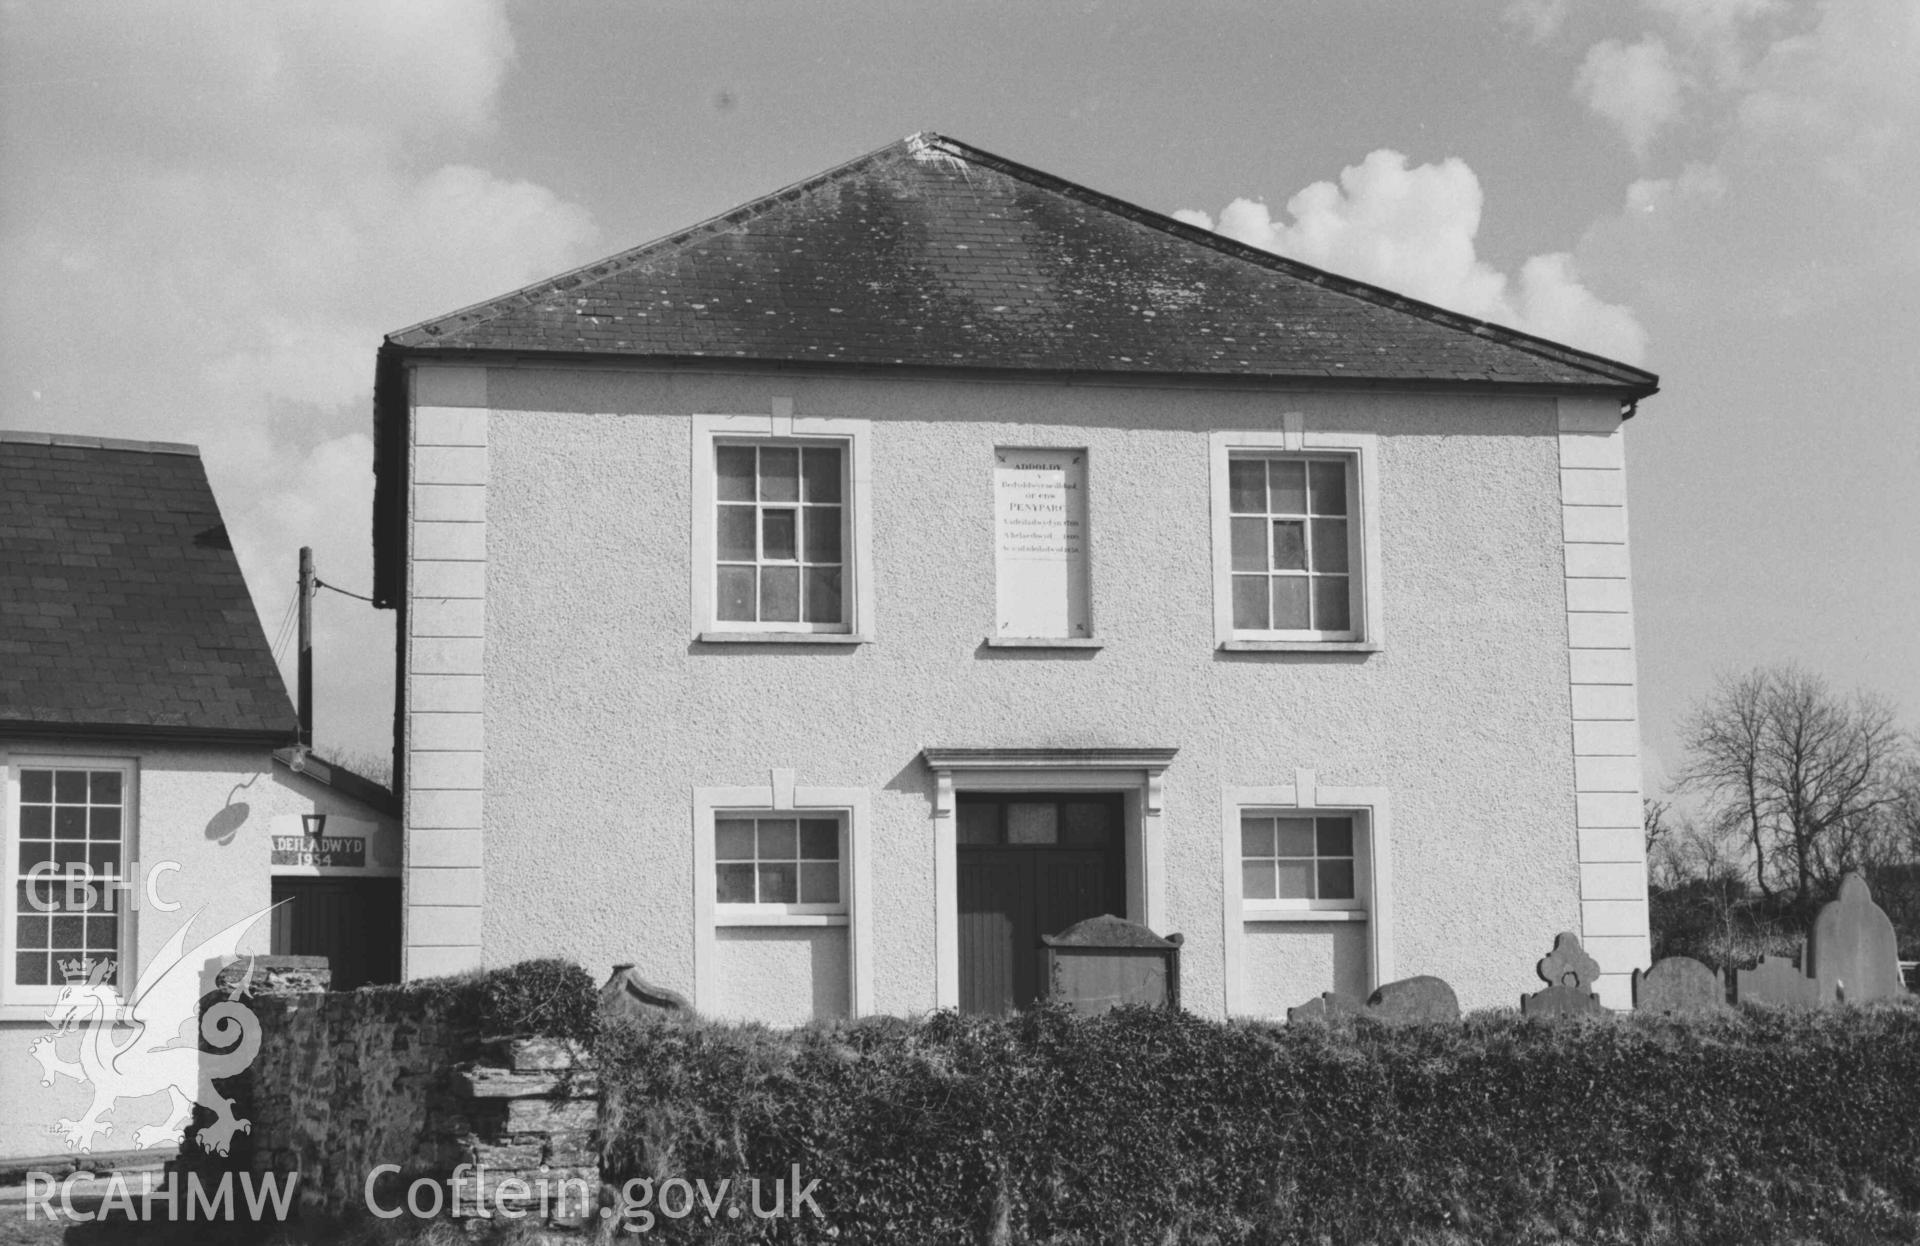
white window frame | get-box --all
[1,753,137,1010]
[710,810,849,920]
[691,404,873,643]
[1236,810,1367,916]
[1209,423,1383,651]
[692,776,873,1016]
[1220,774,1394,1017]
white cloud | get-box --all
[1643,0,1781,85]
[0,2,602,759]
[1178,150,1648,363]
[1574,0,1920,313]
[1575,36,1686,156]
[1566,0,1913,185]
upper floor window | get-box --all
[1209,427,1382,651]
[1229,455,1355,634]
[692,409,873,642]
[715,442,846,627]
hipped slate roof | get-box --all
[385,132,1657,396]
[0,432,298,742]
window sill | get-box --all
[1242,909,1369,924]
[714,912,850,928]
[1219,640,1383,653]
[697,632,870,645]
[0,1002,143,1024]
[983,637,1103,650]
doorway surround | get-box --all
[921,747,1178,1010]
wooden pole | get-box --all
[297,546,314,749]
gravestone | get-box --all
[1521,931,1605,1018]
[599,964,694,1021]
[1043,915,1183,1014]
[1286,991,1363,1025]
[1286,976,1459,1025]
[1365,975,1461,1025]
[1631,957,1726,1015]
[1808,873,1907,1004]
[1734,954,1820,1009]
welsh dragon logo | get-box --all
[28,905,275,1156]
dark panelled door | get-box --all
[957,793,1124,1015]
[269,877,401,990]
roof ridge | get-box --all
[906,132,1654,388]
[386,138,918,345]
[0,429,201,456]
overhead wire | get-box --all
[314,578,375,604]
[267,588,298,668]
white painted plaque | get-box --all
[994,448,1090,638]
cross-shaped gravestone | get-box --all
[1521,931,1606,1018]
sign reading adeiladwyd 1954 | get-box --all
[270,834,366,868]
[994,449,1090,640]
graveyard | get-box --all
[2,871,1888,1245]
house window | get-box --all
[5,761,132,1003]
[713,813,846,914]
[692,411,872,641]
[1229,456,1355,634]
[1222,783,1391,1017]
[1239,813,1357,905]
[1210,428,1381,650]
[692,780,873,1018]
[715,443,846,627]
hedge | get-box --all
[403,955,600,1047]
[596,1002,1920,1245]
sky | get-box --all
[2,0,1915,790]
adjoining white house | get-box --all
[370,133,1658,1022]
[0,431,400,1160]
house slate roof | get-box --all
[0,432,299,742]
[385,132,1658,397]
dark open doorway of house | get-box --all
[270,877,402,990]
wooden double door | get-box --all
[269,877,401,990]
[956,792,1125,1015]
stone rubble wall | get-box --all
[191,961,601,1229]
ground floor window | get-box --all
[4,760,132,1005]
[1240,813,1357,904]
[714,813,844,910]
[692,780,873,1020]
[1222,781,1394,1017]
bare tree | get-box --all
[1678,664,1910,908]
[1681,668,1777,896]
[1887,750,1920,859]
[1643,797,1677,888]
